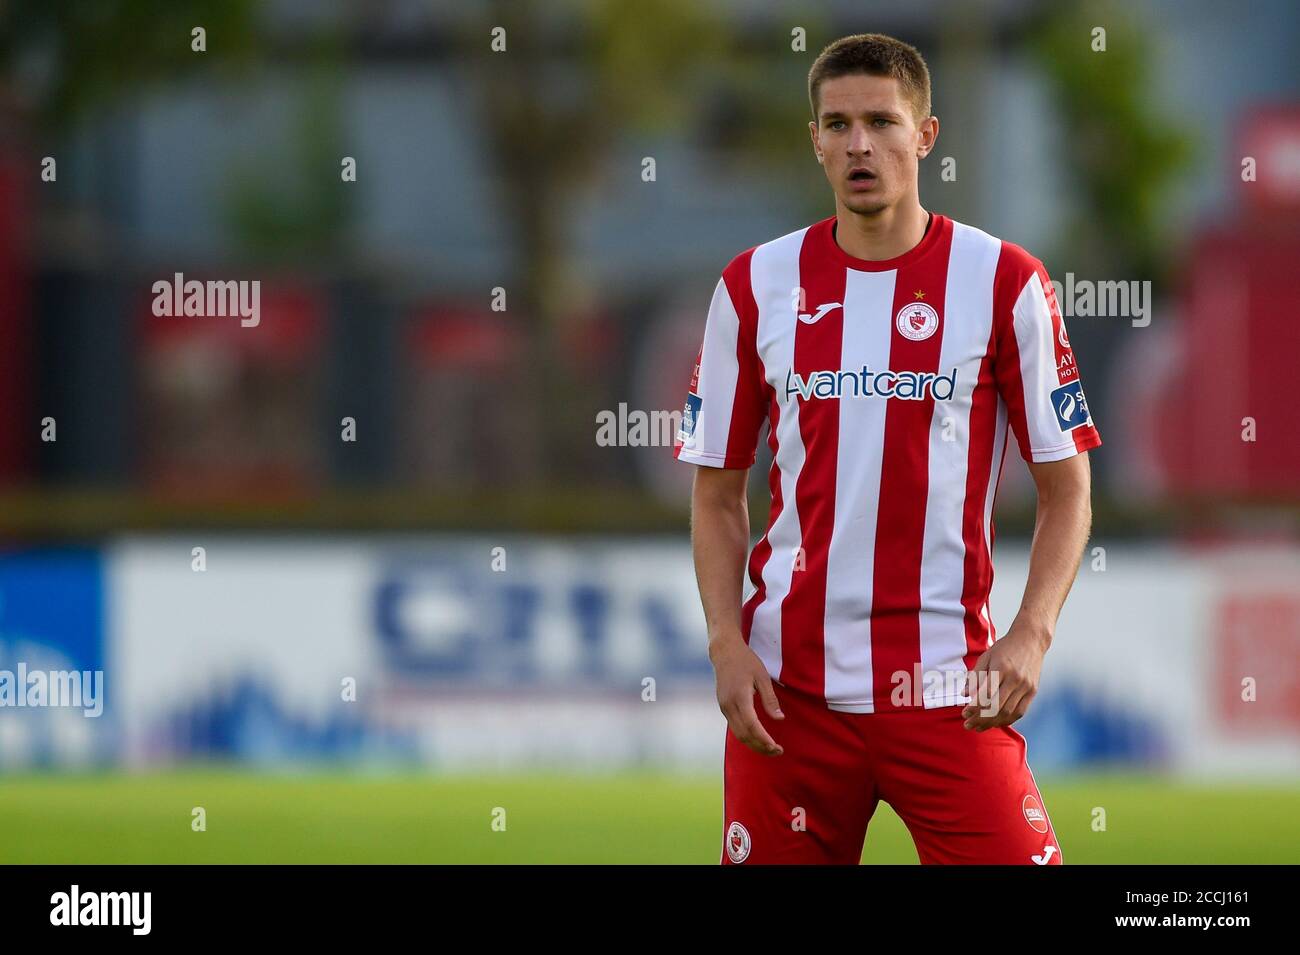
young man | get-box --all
[675,33,1100,865]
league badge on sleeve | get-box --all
[678,392,702,443]
[1051,382,1091,432]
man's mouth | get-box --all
[847,168,877,189]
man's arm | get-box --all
[961,451,1094,731]
[691,465,785,756]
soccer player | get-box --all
[675,33,1100,865]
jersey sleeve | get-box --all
[673,252,768,469]
[991,244,1102,463]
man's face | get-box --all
[809,73,937,216]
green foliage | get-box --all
[1031,3,1194,279]
[1,0,259,129]
[220,58,350,264]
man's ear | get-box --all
[917,115,939,158]
[809,120,823,163]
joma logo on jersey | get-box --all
[785,366,958,402]
[797,301,842,325]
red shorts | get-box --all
[722,680,1062,865]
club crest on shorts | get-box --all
[1022,794,1049,834]
[726,821,751,863]
[896,301,939,341]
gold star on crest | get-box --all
[913,289,927,300]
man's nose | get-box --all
[848,123,873,155]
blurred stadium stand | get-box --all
[1,0,1294,536]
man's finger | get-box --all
[736,695,783,755]
[964,675,1013,729]
[965,683,1028,731]
[756,675,785,720]
[962,665,999,719]
[1007,686,1036,724]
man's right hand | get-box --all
[710,636,785,756]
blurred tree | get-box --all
[1,1,258,128]
[1030,1,1194,281]
[220,45,350,265]
[1,1,339,266]
[460,0,820,485]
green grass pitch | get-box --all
[0,771,1295,863]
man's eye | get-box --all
[873,118,891,127]
[829,121,846,130]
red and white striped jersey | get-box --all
[675,213,1101,712]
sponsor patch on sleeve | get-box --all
[678,392,702,442]
[1051,382,1091,432]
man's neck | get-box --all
[832,200,931,261]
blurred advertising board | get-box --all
[107,537,1300,775]
[109,537,719,771]
[2,539,1296,775]
[0,549,111,768]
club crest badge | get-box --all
[1022,794,1049,834]
[726,821,751,863]
[896,301,939,341]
